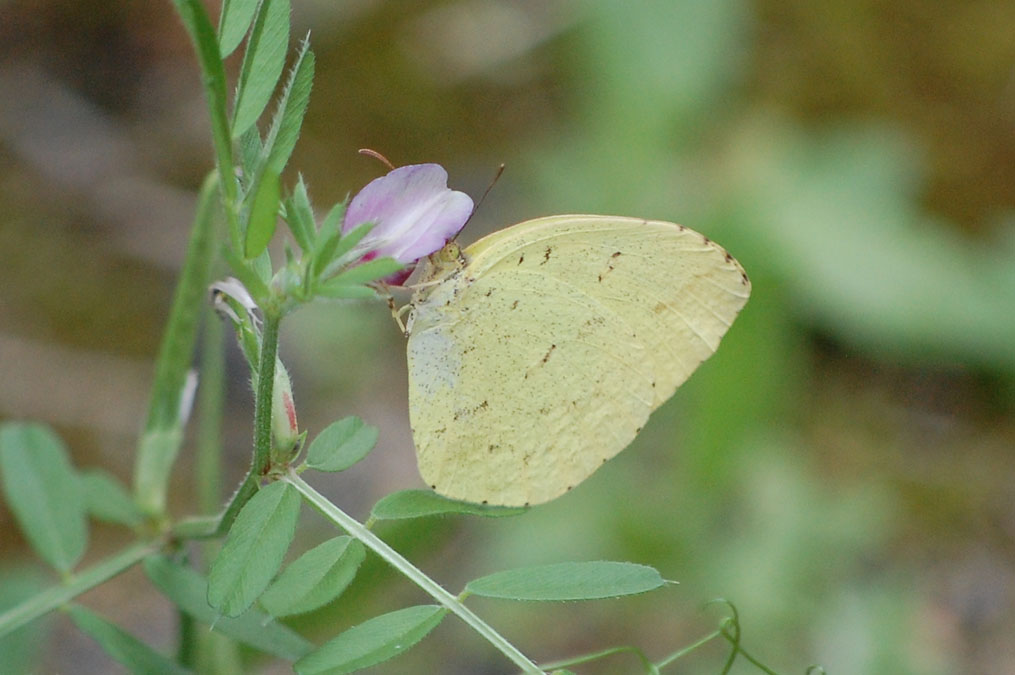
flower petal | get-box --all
[343,164,473,264]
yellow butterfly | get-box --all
[404,215,750,506]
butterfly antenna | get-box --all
[455,163,505,239]
[358,148,396,171]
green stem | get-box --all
[0,541,156,639]
[252,311,280,477]
[196,311,226,515]
[284,474,545,675]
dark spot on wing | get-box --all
[702,235,711,245]
[431,484,437,489]
[635,427,642,434]
[485,289,493,297]
[541,344,557,364]
[482,500,488,504]
[511,300,519,310]
[566,485,573,491]
[741,271,750,285]
[612,251,622,258]
[518,253,525,265]
[724,251,733,263]
[540,247,552,264]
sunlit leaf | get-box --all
[465,561,665,601]
[260,536,365,617]
[294,605,446,674]
[144,556,312,660]
[304,417,378,472]
[370,490,527,521]
[0,423,87,572]
[68,605,191,675]
[207,481,301,616]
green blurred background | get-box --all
[2,1,1014,673]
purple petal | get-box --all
[343,164,473,265]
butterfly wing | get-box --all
[406,215,750,506]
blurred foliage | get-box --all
[1,0,1013,673]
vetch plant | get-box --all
[0,1,803,673]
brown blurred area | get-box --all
[1,1,1014,673]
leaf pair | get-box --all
[207,480,367,619]
[292,561,666,674]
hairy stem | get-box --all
[252,311,280,477]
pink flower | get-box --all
[343,164,473,284]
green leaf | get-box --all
[264,38,314,174]
[144,556,312,660]
[238,126,264,187]
[464,561,666,601]
[260,536,366,617]
[294,605,446,674]
[232,0,291,138]
[222,246,271,302]
[81,470,143,527]
[370,490,527,521]
[0,423,87,572]
[328,257,403,287]
[305,417,378,472]
[134,172,220,515]
[283,175,316,253]
[244,167,281,258]
[314,283,380,300]
[68,605,191,675]
[312,218,365,279]
[208,481,301,616]
[217,0,259,58]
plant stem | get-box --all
[196,310,226,515]
[284,473,546,675]
[0,541,156,639]
[252,311,280,477]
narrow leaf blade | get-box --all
[464,562,666,601]
[81,470,143,527]
[260,536,366,617]
[265,39,314,174]
[294,605,446,674]
[370,490,527,521]
[0,423,87,572]
[208,481,301,616]
[244,168,281,258]
[283,175,316,253]
[305,417,378,472]
[232,0,291,138]
[314,283,379,300]
[144,556,312,660]
[218,0,259,58]
[68,605,191,675]
[328,257,403,287]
